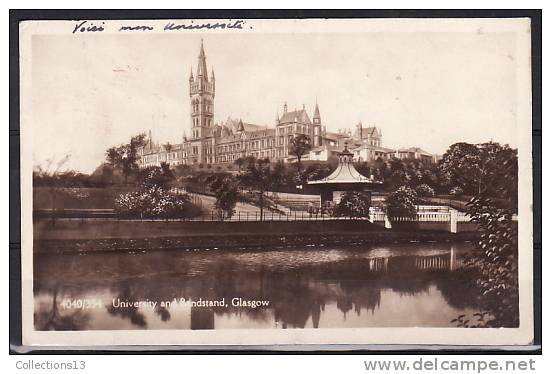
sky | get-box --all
[31,31,519,173]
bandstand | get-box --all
[306,144,382,208]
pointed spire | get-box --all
[313,101,321,120]
[276,112,280,124]
[148,130,152,149]
[237,118,244,132]
[283,102,288,113]
[210,66,215,80]
[199,38,205,57]
[196,38,208,79]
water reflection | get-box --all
[33,243,483,330]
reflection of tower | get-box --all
[311,302,321,328]
[190,307,214,330]
[450,245,457,271]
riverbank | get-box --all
[34,219,387,240]
[33,219,480,254]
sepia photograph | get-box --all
[17,16,535,348]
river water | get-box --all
[33,242,485,330]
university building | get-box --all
[138,40,434,168]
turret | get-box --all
[312,102,322,147]
[356,121,363,139]
[313,102,321,123]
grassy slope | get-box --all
[33,186,134,210]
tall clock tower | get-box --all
[189,39,215,140]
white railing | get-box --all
[369,210,472,223]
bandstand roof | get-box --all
[307,146,380,185]
[307,162,374,184]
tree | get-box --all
[173,164,192,178]
[355,162,371,178]
[438,142,517,197]
[289,134,312,168]
[462,145,519,327]
[385,186,418,219]
[238,158,284,221]
[333,191,371,219]
[90,163,118,185]
[234,157,245,172]
[136,162,175,190]
[208,175,240,220]
[298,163,332,185]
[106,133,147,184]
[33,155,80,225]
[386,158,410,190]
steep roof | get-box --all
[352,144,395,153]
[323,132,347,141]
[310,144,342,152]
[217,127,275,144]
[355,124,380,139]
[249,128,275,139]
[397,147,432,156]
[279,109,312,125]
[224,117,266,133]
[362,126,379,137]
[313,103,321,120]
[217,134,241,144]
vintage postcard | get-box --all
[19,17,534,348]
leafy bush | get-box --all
[136,163,175,189]
[385,186,418,219]
[449,186,464,196]
[115,185,201,219]
[464,196,518,327]
[333,191,371,218]
[415,184,435,197]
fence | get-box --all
[34,203,516,230]
[34,207,469,224]
[34,208,337,222]
[369,208,472,233]
[369,211,467,223]
[265,191,320,211]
